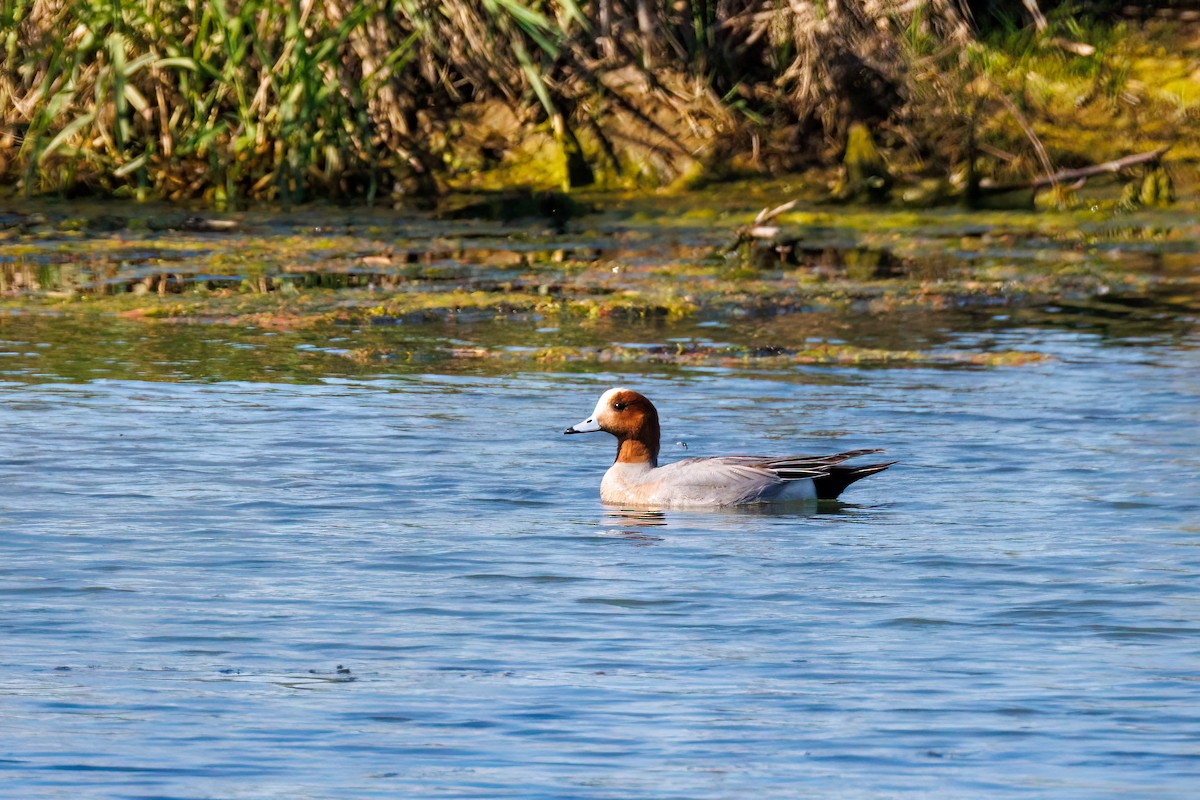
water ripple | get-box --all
[2,345,1199,798]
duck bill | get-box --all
[564,417,602,435]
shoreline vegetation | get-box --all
[1,1,1197,207]
[2,2,1196,373]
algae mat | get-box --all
[2,196,1197,379]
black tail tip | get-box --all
[813,461,895,501]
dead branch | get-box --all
[979,147,1171,193]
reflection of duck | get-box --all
[604,508,668,528]
[599,509,668,545]
[565,388,893,508]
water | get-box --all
[2,316,1198,799]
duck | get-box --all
[564,388,893,508]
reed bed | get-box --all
[0,1,1188,204]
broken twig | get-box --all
[979,147,1170,194]
[721,200,797,253]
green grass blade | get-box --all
[39,113,97,162]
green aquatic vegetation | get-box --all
[566,290,697,321]
[344,339,1053,370]
[3,194,1194,375]
[361,289,549,317]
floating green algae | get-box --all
[2,195,1196,373]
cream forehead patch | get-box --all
[593,387,627,416]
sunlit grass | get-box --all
[0,2,1195,203]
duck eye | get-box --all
[612,402,627,411]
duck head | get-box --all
[564,388,661,466]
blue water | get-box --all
[2,328,1198,799]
